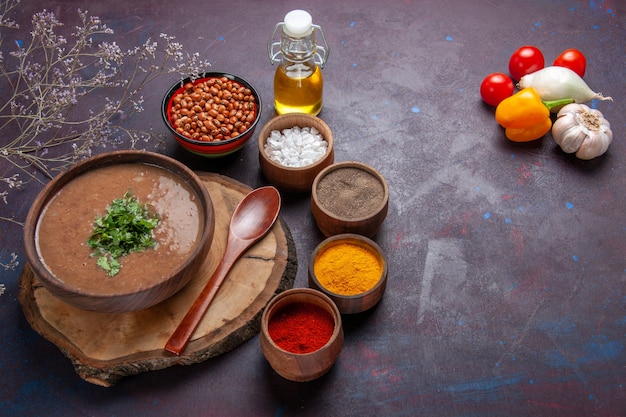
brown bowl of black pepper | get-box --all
[311,161,389,238]
[161,72,261,157]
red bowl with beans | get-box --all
[161,72,262,157]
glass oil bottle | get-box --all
[268,10,329,116]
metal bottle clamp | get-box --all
[268,22,330,68]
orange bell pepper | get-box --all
[495,87,573,142]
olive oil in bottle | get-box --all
[274,63,323,115]
[268,10,329,116]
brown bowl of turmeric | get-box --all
[308,234,388,314]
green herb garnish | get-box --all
[87,191,160,276]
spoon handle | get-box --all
[164,242,246,355]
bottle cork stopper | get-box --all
[283,10,313,38]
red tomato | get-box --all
[480,73,515,107]
[553,48,586,78]
[508,46,545,81]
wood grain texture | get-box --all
[18,172,297,387]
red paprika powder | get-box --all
[268,302,335,354]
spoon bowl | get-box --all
[165,186,281,355]
[231,187,282,240]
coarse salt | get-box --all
[264,126,328,167]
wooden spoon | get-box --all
[165,186,281,355]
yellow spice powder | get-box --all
[313,242,382,296]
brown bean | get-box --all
[169,77,257,142]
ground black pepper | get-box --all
[316,167,384,218]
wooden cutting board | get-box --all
[18,172,297,387]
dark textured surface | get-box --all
[1,1,624,416]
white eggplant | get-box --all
[519,66,612,104]
[552,103,613,160]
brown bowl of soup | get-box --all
[23,150,215,313]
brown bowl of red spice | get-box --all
[309,234,388,314]
[311,161,389,238]
[260,288,343,382]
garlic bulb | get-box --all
[552,103,613,160]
